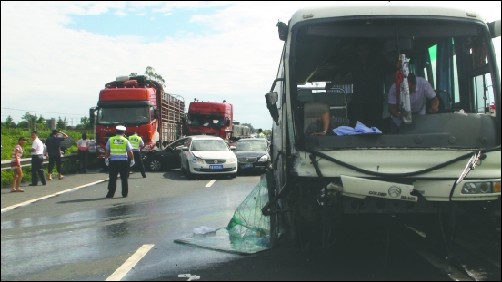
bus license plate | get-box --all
[209,165,223,170]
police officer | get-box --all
[257,128,266,138]
[128,132,146,178]
[104,125,134,198]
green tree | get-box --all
[145,66,166,86]
[57,116,67,129]
[4,115,14,128]
[36,115,47,131]
[22,112,37,130]
[77,116,91,129]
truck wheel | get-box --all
[148,159,162,171]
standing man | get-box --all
[46,129,68,180]
[77,133,90,173]
[128,132,146,178]
[104,125,135,198]
[29,131,46,186]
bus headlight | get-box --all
[461,181,500,194]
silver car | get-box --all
[180,135,238,179]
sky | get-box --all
[1,1,501,130]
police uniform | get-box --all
[128,133,146,178]
[105,126,133,198]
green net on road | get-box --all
[174,175,271,254]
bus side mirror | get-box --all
[488,20,501,38]
[265,92,279,125]
[225,119,231,126]
[277,21,288,41]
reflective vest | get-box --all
[128,134,142,150]
[109,135,128,160]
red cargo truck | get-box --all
[185,101,233,141]
[90,75,185,159]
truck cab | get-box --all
[90,75,185,159]
[186,101,233,140]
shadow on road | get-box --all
[57,198,109,204]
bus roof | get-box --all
[290,5,484,27]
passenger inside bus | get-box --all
[303,103,353,136]
[387,73,439,132]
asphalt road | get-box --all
[1,170,498,281]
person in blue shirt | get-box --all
[104,125,134,198]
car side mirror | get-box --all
[181,146,189,151]
[230,145,236,151]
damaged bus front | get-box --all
[264,5,501,248]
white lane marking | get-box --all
[1,180,107,214]
[106,244,155,281]
[178,273,201,281]
[205,180,216,188]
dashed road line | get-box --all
[205,180,216,188]
[106,244,155,281]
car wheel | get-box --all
[148,159,162,171]
[185,160,194,179]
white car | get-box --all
[180,135,238,178]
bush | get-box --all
[1,156,82,188]
[1,126,98,187]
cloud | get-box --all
[1,1,500,130]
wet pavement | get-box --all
[1,169,109,211]
[1,170,498,281]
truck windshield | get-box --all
[187,114,224,128]
[97,107,149,125]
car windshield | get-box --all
[191,140,228,151]
[236,140,268,151]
